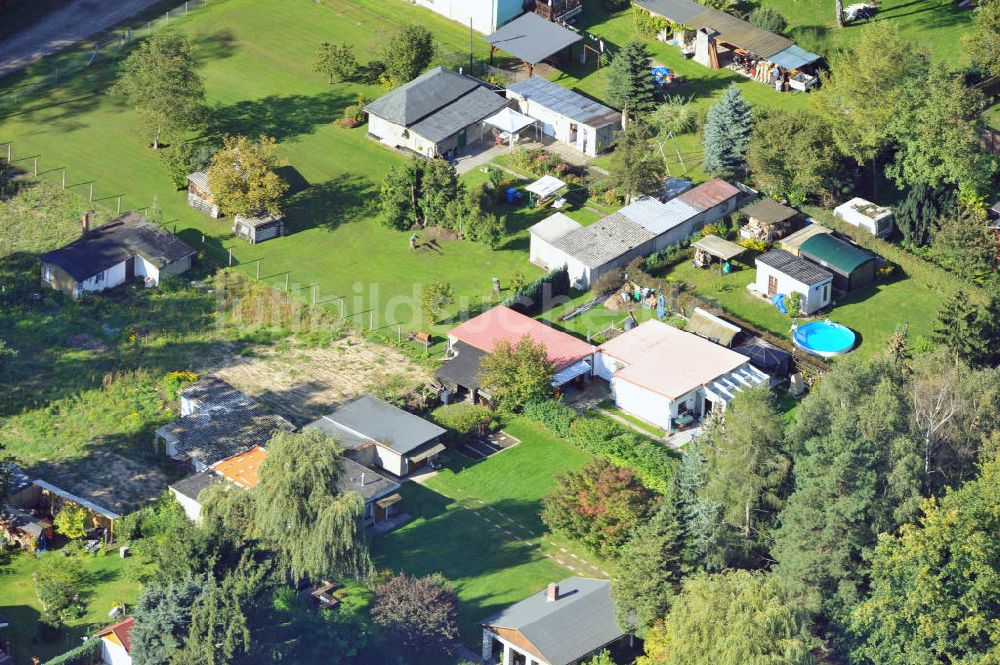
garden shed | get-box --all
[739,198,802,244]
[187,171,220,218]
[529,212,582,269]
[755,249,833,315]
[798,233,876,293]
[485,12,583,76]
[692,234,746,271]
[834,197,894,238]
[505,76,622,156]
[779,222,833,256]
[232,212,285,244]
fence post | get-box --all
[228,248,232,266]
[370,311,375,330]
[256,260,260,281]
[185,1,189,14]
[284,273,289,292]
[148,21,152,34]
[117,196,122,215]
[62,168,66,189]
[89,183,93,202]
[312,285,317,306]
[165,11,169,24]
[340,299,344,318]
[6,143,11,162]
[33,157,37,176]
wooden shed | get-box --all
[187,171,221,218]
[233,213,285,244]
[739,198,802,244]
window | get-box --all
[93,271,105,284]
[42,264,53,283]
[822,283,830,302]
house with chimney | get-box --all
[39,212,195,299]
[481,577,631,665]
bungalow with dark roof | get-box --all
[306,395,447,478]
[363,66,508,159]
[754,248,833,315]
[482,577,631,665]
[39,212,195,299]
[156,377,294,472]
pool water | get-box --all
[792,321,856,358]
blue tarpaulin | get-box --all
[768,44,821,70]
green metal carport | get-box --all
[798,233,876,293]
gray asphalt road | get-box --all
[0,0,164,78]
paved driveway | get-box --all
[0,0,164,78]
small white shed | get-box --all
[754,249,833,315]
[529,212,582,269]
[834,197,894,238]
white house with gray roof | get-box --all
[506,76,621,156]
[754,249,833,315]
[482,577,629,665]
[529,179,744,288]
[363,66,508,159]
[306,395,446,478]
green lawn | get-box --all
[0,548,140,663]
[371,417,594,648]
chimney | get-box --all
[545,583,559,602]
[81,212,91,237]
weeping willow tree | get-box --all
[253,428,372,582]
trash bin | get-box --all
[506,187,518,204]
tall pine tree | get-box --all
[702,84,752,179]
[612,499,686,636]
[605,41,658,127]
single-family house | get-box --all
[39,212,195,299]
[232,212,285,244]
[447,305,595,389]
[96,617,134,665]
[528,179,743,288]
[412,0,524,33]
[172,446,402,526]
[755,249,833,315]
[482,577,630,665]
[506,76,621,156]
[798,233,876,293]
[834,197,894,238]
[596,320,767,431]
[156,377,294,472]
[307,395,447,478]
[187,171,220,218]
[739,198,802,244]
[364,66,508,159]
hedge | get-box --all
[502,265,570,315]
[523,398,678,493]
[45,638,101,665]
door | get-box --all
[456,127,467,148]
[767,274,778,296]
[569,123,578,143]
[125,256,135,281]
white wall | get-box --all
[368,115,437,156]
[78,261,127,294]
[101,636,132,665]
[413,0,522,33]
[610,377,676,430]
[170,488,203,522]
[134,255,160,284]
[594,351,624,381]
[374,446,406,477]
[754,263,831,315]
[509,96,616,157]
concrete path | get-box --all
[0,0,164,78]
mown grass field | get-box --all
[0,549,140,663]
[372,417,596,648]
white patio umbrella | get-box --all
[483,107,538,152]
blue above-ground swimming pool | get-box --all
[792,320,856,358]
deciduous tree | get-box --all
[702,85,752,179]
[605,41,658,126]
[928,208,999,283]
[477,335,554,413]
[541,458,659,558]
[54,504,88,540]
[638,570,817,665]
[369,573,459,654]
[33,555,85,626]
[314,42,358,84]
[114,33,206,149]
[849,460,1000,665]
[420,281,454,322]
[968,0,1000,77]
[207,135,289,217]
[381,25,434,87]
[254,429,371,583]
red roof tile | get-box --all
[677,178,741,212]
[448,306,594,370]
[212,445,267,489]
[97,617,135,654]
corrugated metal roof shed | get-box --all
[677,178,741,211]
[618,196,699,235]
[799,233,875,276]
[635,0,709,25]
[636,0,792,58]
[530,212,582,243]
[507,76,622,127]
[485,12,584,65]
[551,213,655,268]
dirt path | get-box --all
[0,0,164,78]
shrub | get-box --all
[433,403,495,435]
[502,265,570,314]
[633,6,669,37]
[523,399,576,438]
[749,6,787,33]
[739,237,767,253]
[786,291,802,317]
[590,268,626,296]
